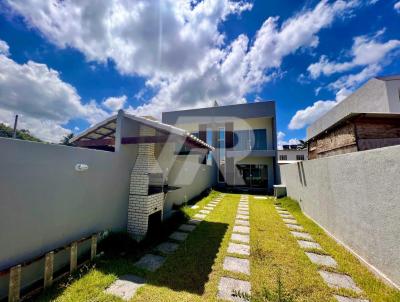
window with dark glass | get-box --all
[279,155,287,160]
[296,154,305,160]
[233,129,267,150]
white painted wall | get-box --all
[278,149,308,161]
[280,145,400,289]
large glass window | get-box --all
[206,128,213,165]
[233,129,267,150]
[218,127,225,182]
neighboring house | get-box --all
[307,75,400,159]
[162,101,278,192]
[278,145,308,165]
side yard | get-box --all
[33,192,399,302]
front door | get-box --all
[236,164,268,189]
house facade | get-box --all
[277,145,308,165]
[162,101,278,192]
[307,75,400,159]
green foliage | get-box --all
[0,123,42,142]
[60,133,74,146]
[233,269,295,302]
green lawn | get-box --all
[33,192,399,302]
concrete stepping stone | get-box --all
[318,271,362,293]
[235,219,250,226]
[169,231,189,241]
[194,214,206,219]
[204,206,214,210]
[286,223,303,231]
[233,226,250,234]
[105,274,146,301]
[238,207,249,211]
[283,218,298,224]
[199,209,210,214]
[297,240,322,250]
[236,214,249,220]
[191,205,199,209]
[231,233,250,244]
[290,231,313,240]
[238,210,249,215]
[305,252,337,268]
[228,242,250,256]
[218,276,251,302]
[223,256,250,275]
[277,210,289,214]
[188,219,202,225]
[178,224,196,232]
[155,242,180,254]
[279,213,294,218]
[334,295,369,302]
[254,196,268,199]
[239,202,248,205]
[134,254,165,272]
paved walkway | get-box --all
[274,204,369,302]
[105,194,225,301]
[217,195,251,302]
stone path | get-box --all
[273,204,369,302]
[218,194,251,301]
[105,194,225,301]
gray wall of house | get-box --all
[280,145,400,289]
[0,127,214,298]
[0,137,138,298]
[307,78,400,140]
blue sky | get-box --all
[0,0,399,143]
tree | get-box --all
[297,140,307,150]
[60,133,74,146]
[0,123,42,142]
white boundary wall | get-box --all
[280,145,400,289]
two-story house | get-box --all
[162,101,278,192]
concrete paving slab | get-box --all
[233,226,250,234]
[188,219,202,225]
[134,254,165,272]
[238,206,249,210]
[178,224,196,232]
[204,206,214,210]
[305,252,337,268]
[334,295,369,302]
[286,223,303,231]
[223,256,250,275]
[194,214,206,219]
[199,209,211,214]
[218,277,251,302]
[169,231,189,241]
[228,243,250,256]
[290,231,313,241]
[279,213,294,218]
[155,242,180,254]
[319,271,362,293]
[254,196,268,199]
[297,240,322,250]
[238,210,249,215]
[231,233,250,244]
[236,214,249,220]
[283,218,298,224]
[277,210,289,214]
[191,205,199,209]
[235,219,250,226]
[105,275,146,301]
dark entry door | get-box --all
[236,164,268,188]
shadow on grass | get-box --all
[33,211,228,300]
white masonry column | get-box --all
[127,125,165,241]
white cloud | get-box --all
[395,1,400,12]
[5,0,361,119]
[102,95,127,112]
[308,30,400,78]
[288,100,337,130]
[277,131,301,150]
[0,40,10,56]
[0,41,109,142]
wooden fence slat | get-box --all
[8,265,21,302]
[44,252,54,288]
[90,234,98,261]
[69,242,78,273]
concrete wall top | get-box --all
[162,101,276,125]
[306,78,400,140]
